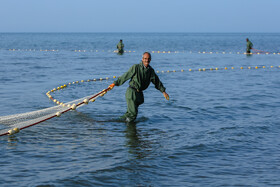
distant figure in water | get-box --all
[117,39,124,55]
[246,38,253,54]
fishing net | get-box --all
[0,86,111,136]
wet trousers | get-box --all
[120,87,144,122]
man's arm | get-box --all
[114,65,136,86]
[151,72,169,100]
[152,73,166,92]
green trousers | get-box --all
[120,87,144,122]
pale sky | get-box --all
[0,0,279,33]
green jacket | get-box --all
[247,40,253,50]
[117,42,124,50]
[114,62,166,93]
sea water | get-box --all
[0,33,280,186]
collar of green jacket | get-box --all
[140,61,150,69]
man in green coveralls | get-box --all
[246,38,253,53]
[108,52,169,122]
[117,39,124,55]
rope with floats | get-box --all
[46,78,116,108]
[251,48,271,54]
[156,65,280,73]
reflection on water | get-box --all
[125,123,152,160]
[7,135,19,149]
[246,53,253,57]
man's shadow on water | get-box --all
[124,122,152,159]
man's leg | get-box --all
[120,99,138,122]
[119,87,143,122]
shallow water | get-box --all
[0,33,280,186]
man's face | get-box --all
[142,53,151,67]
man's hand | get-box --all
[108,83,115,90]
[163,92,169,100]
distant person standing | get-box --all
[246,38,253,53]
[117,39,124,55]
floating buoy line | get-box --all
[156,65,280,73]
[0,64,279,136]
[46,77,117,107]
[3,48,280,55]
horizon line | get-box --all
[1,31,280,34]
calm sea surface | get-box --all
[0,33,280,186]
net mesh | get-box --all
[0,91,105,136]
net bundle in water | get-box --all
[0,88,109,136]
